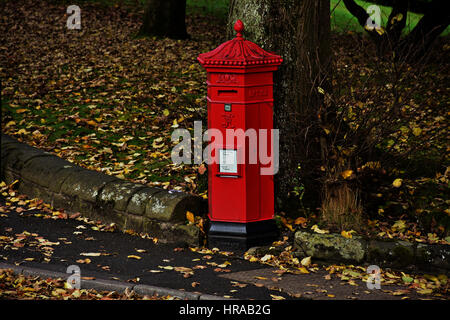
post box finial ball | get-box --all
[234,20,244,38]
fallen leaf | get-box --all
[392,178,403,188]
[301,256,311,267]
[294,217,307,225]
[80,252,101,257]
[311,225,329,234]
[127,255,142,260]
[341,230,356,239]
[297,267,309,274]
[76,258,91,264]
[412,127,422,136]
[186,211,195,224]
[341,169,353,179]
[158,265,174,270]
[417,288,433,295]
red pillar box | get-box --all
[198,20,283,250]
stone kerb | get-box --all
[294,230,450,272]
[1,134,205,245]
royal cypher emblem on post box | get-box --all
[197,20,283,250]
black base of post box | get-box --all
[207,220,279,251]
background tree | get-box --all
[139,0,189,39]
[343,0,450,61]
[228,0,332,213]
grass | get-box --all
[331,0,450,35]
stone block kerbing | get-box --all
[98,180,147,212]
[416,243,450,270]
[145,190,203,222]
[60,169,119,203]
[1,134,206,246]
[20,156,81,190]
[294,231,366,263]
[126,187,162,216]
[367,239,415,267]
[1,143,48,175]
[294,230,450,272]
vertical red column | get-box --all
[198,20,282,250]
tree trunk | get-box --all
[396,0,450,61]
[228,0,331,212]
[139,0,189,39]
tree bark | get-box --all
[139,0,189,39]
[228,0,331,211]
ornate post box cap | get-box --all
[197,20,283,68]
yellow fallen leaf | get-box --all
[76,258,91,264]
[341,230,356,239]
[412,127,422,136]
[152,137,165,149]
[417,288,433,295]
[127,255,142,260]
[159,265,174,270]
[71,290,82,298]
[375,26,385,35]
[5,120,15,128]
[392,178,402,188]
[270,295,285,300]
[298,267,309,274]
[301,256,311,267]
[80,252,101,257]
[392,220,406,231]
[186,211,195,223]
[311,225,329,234]
[341,170,353,179]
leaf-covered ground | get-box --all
[0,268,176,300]
[0,0,449,241]
[1,0,222,195]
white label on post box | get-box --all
[219,149,237,174]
